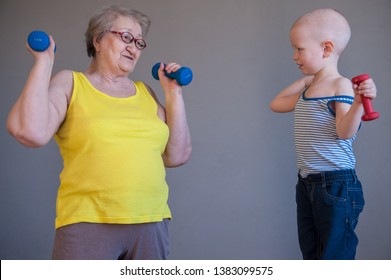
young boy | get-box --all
[269,8,377,259]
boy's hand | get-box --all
[353,78,377,102]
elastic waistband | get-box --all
[298,169,357,184]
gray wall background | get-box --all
[1,0,390,260]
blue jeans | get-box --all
[296,169,365,259]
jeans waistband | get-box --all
[298,169,357,184]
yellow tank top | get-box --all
[54,72,171,229]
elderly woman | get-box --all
[7,5,192,260]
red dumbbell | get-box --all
[351,74,380,121]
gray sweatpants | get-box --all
[52,219,170,260]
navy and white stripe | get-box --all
[294,91,356,178]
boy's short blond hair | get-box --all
[292,8,351,55]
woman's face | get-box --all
[97,15,144,75]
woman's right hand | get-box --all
[26,34,56,63]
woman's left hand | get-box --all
[157,62,183,94]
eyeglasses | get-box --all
[107,31,147,50]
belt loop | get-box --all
[321,172,325,183]
[351,169,357,183]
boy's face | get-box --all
[289,25,325,75]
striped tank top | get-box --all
[294,90,357,177]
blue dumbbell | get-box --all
[152,62,193,86]
[27,30,56,52]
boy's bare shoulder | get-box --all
[334,76,354,97]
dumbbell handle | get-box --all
[27,30,56,52]
[351,74,379,121]
[152,62,193,86]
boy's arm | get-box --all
[335,77,377,139]
[269,76,313,113]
